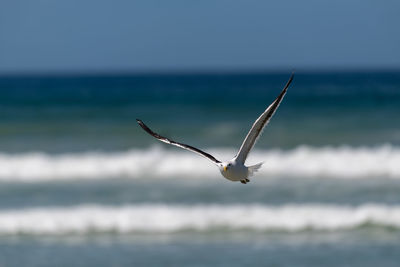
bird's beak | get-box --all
[223,166,227,172]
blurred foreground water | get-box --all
[0,71,399,266]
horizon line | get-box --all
[0,66,399,78]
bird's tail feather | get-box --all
[248,162,264,177]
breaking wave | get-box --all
[1,203,400,235]
[0,144,399,181]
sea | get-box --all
[0,71,399,266]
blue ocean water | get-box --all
[0,71,400,266]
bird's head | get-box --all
[219,162,232,173]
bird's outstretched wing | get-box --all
[234,73,294,164]
[136,119,221,164]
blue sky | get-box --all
[0,0,399,74]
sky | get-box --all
[0,0,399,74]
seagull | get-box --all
[137,73,293,184]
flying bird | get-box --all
[137,74,293,184]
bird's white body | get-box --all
[217,159,264,183]
[137,74,293,184]
[219,160,248,181]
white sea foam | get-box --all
[1,203,400,235]
[0,144,399,181]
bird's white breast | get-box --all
[220,162,248,181]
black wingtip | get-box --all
[136,119,155,136]
[284,72,294,90]
[288,72,295,84]
[136,119,146,129]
